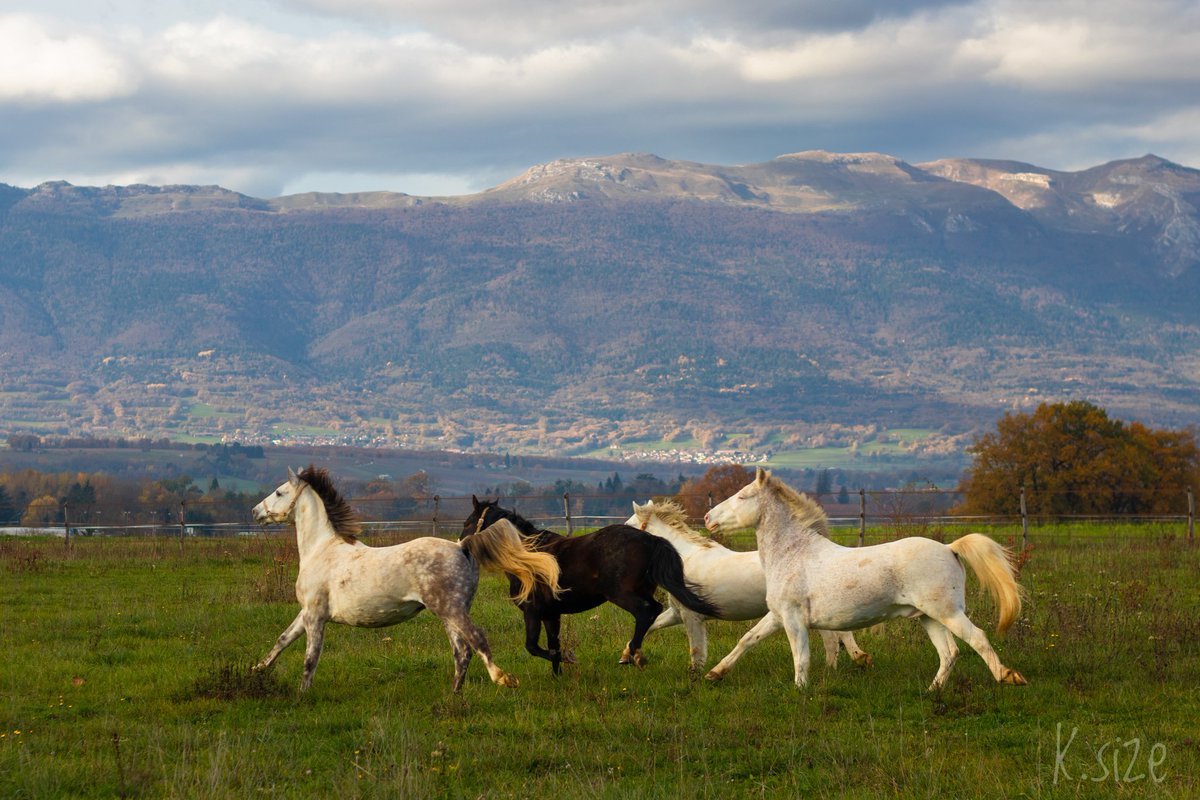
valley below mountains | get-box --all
[1,150,1197,463]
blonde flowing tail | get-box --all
[460,519,562,603]
[947,534,1026,633]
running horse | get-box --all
[705,468,1027,691]
[627,499,871,674]
[251,466,561,691]
[462,497,721,673]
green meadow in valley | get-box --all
[2,526,1197,798]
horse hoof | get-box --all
[1001,668,1027,686]
[496,672,519,688]
[562,650,577,664]
[633,651,648,668]
[704,669,724,682]
[853,653,874,667]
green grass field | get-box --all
[2,529,1197,798]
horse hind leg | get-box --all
[617,594,663,668]
[937,611,1027,686]
[444,611,517,689]
[680,608,709,672]
[818,629,840,668]
[445,626,477,693]
[919,616,960,691]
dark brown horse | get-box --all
[462,497,721,674]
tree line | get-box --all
[3,401,1196,527]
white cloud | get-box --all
[0,15,137,102]
[958,0,1200,90]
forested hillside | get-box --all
[1,152,1197,456]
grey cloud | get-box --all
[0,1,1196,197]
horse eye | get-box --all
[275,490,282,497]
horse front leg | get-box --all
[778,606,812,688]
[522,610,561,673]
[706,612,782,681]
[300,611,327,691]
[254,611,305,671]
[543,615,575,671]
[647,602,683,634]
[839,631,873,667]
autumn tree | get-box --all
[958,401,1199,515]
[22,495,60,526]
[676,464,753,519]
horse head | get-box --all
[253,466,305,525]
[704,467,770,533]
[461,495,504,540]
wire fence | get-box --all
[3,487,1195,547]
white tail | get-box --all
[947,534,1025,633]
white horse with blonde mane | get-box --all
[704,468,1027,691]
[627,499,872,673]
[251,466,561,692]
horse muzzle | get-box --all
[252,505,283,525]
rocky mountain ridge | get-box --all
[1,150,1196,457]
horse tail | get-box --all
[461,519,562,604]
[645,536,721,618]
[947,534,1026,633]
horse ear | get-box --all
[472,495,481,509]
[287,466,299,485]
[755,466,769,485]
[631,501,641,512]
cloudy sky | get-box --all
[2,0,1197,198]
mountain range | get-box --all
[1,151,1197,460]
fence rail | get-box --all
[3,487,1195,546]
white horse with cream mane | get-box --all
[626,499,871,673]
[704,468,1027,691]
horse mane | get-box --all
[298,465,362,543]
[636,499,714,549]
[763,475,829,536]
[490,503,557,540]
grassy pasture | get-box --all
[2,529,1198,799]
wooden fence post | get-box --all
[432,495,440,538]
[858,489,866,547]
[563,492,574,535]
[1188,488,1195,544]
[179,502,187,553]
[1020,486,1028,548]
[63,502,71,548]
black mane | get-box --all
[298,465,361,542]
